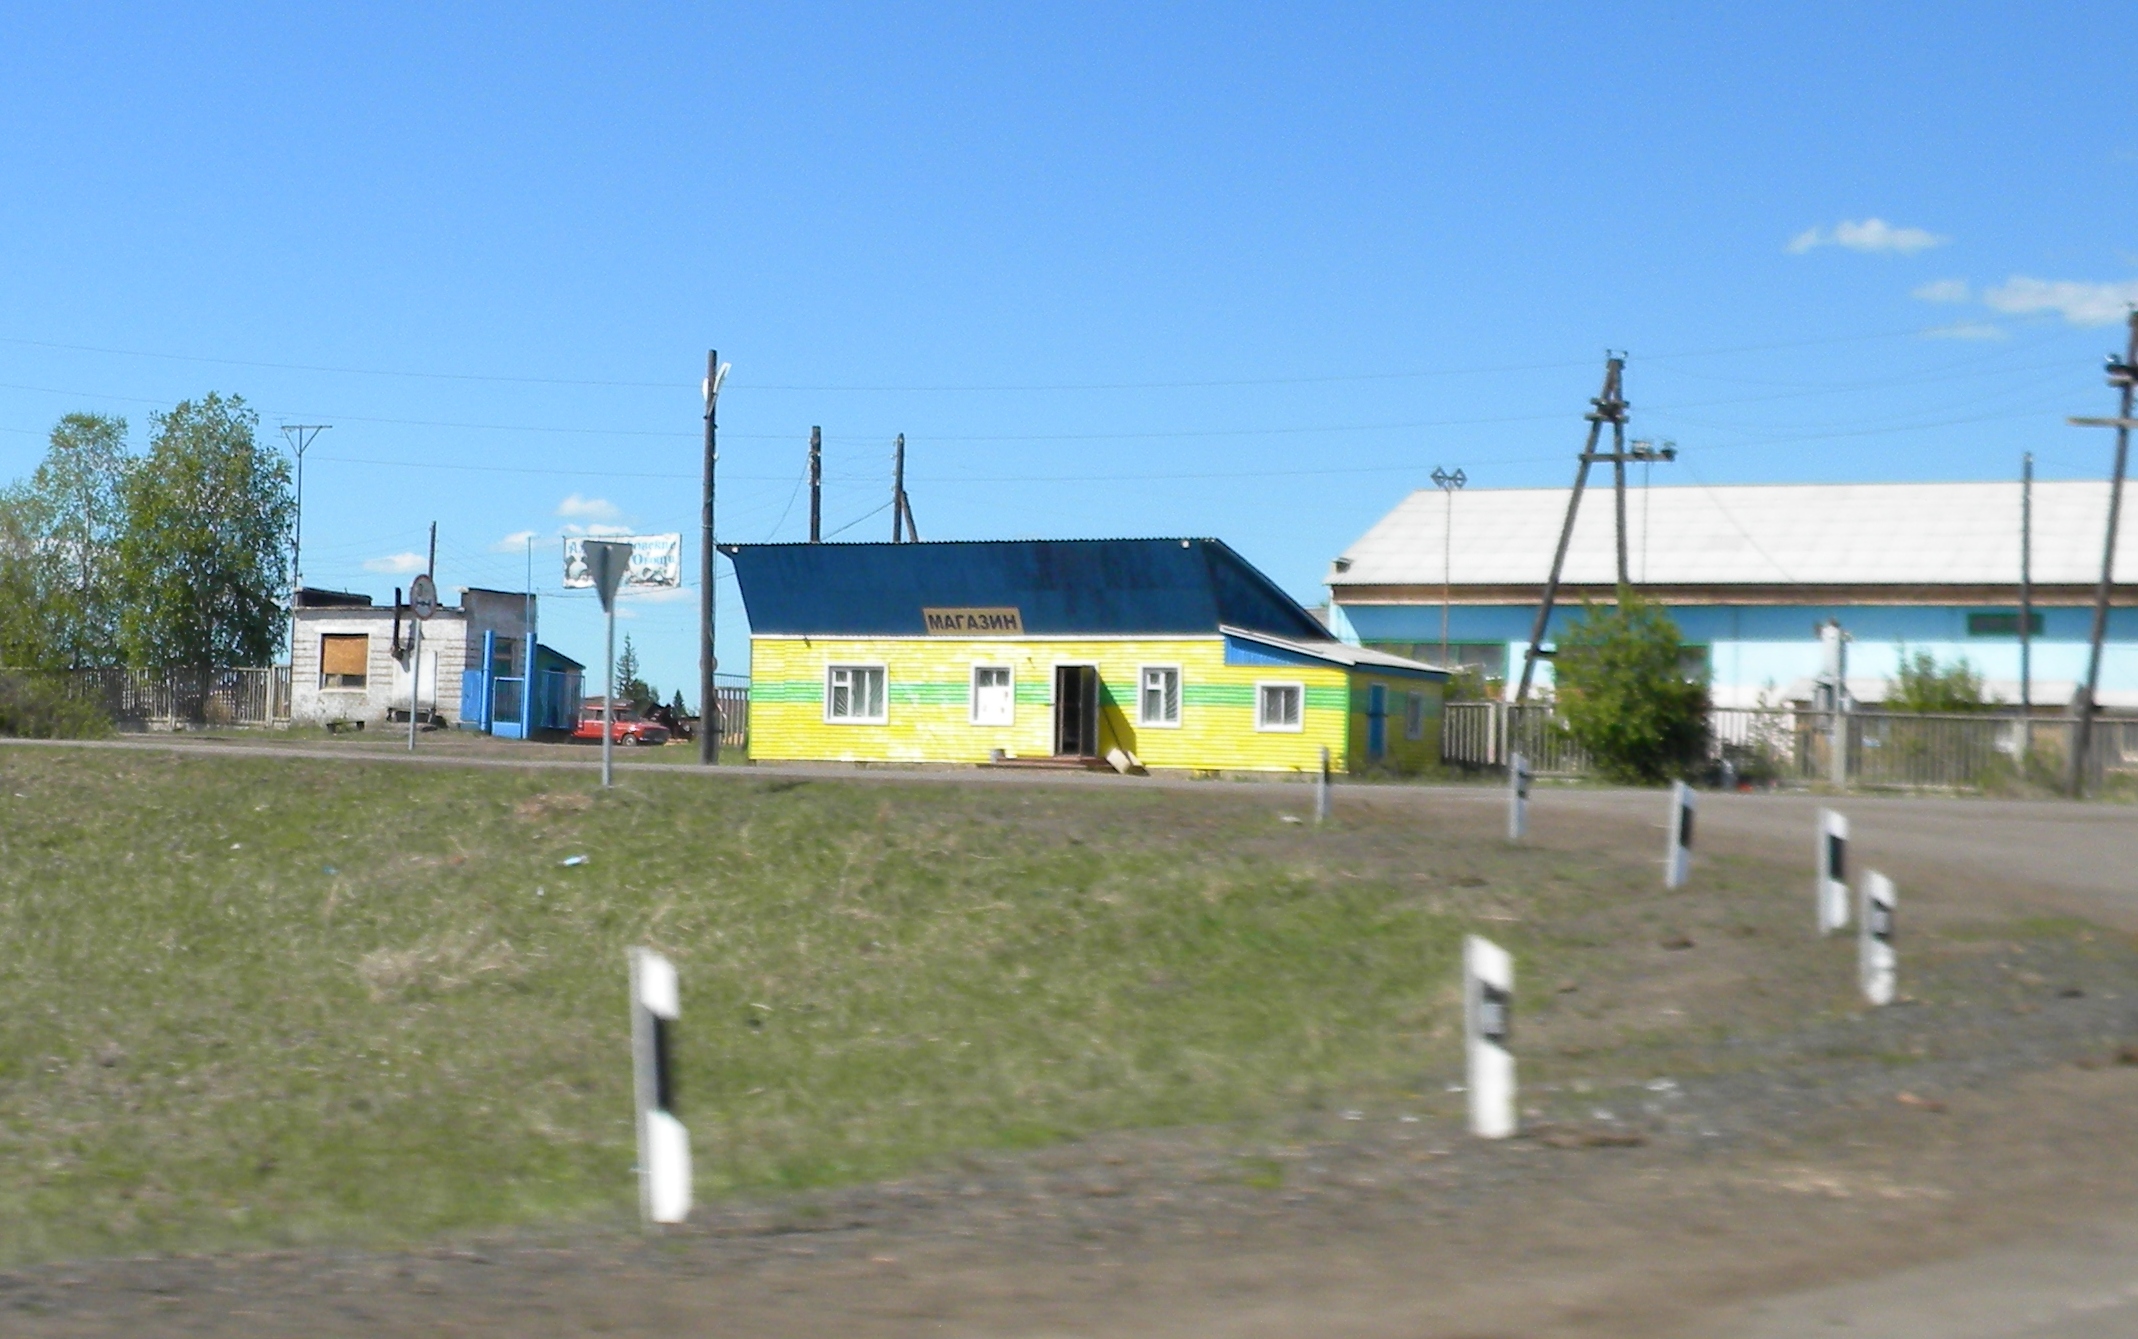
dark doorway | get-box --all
[1054,665,1100,758]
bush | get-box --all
[0,672,113,739]
[1886,646,1990,713]
[1552,590,1709,784]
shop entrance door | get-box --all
[1053,665,1100,758]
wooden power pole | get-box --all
[2065,309,2138,796]
[808,426,822,543]
[1516,355,1626,703]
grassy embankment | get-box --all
[0,746,2007,1263]
[0,748,1495,1260]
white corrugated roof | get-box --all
[1328,481,2137,589]
[1221,625,1448,674]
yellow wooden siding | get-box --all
[1345,674,1444,775]
[750,636,1380,772]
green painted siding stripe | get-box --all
[888,683,969,705]
[1013,682,1050,703]
[755,680,823,703]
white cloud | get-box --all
[491,529,539,553]
[557,493,620,522]
[362,551,427,574]
[1787,218,1949,255]
[561,522,632,537]
[1911,278,1971,303]
[1983,276,2138,327]
[1923,321,2006,341]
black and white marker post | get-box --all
[1507,751,1531,842]
[628,947,692,1225]
[581,539,634,790]
[1315,745,1332,824]
[1860,872,1897,1007]
[1817,808,1850,935]
[1464,934,1516,1139]
[1664,780,1695,889]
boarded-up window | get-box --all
[320,634,369,689]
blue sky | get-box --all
[3,4,2134,703]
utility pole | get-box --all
[1431,466,1466,668]
[2020,451,2034,754]
[808,426,823,543]
[2065,309,2138,797]
[1518,356,1623,702]
[700,351,729,766]
[892,434,907,542]
[279,424,329,668]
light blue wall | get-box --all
[1334,601,2138,699]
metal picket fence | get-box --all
[1442,699,2116,791]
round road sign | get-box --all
[409,573,439,620]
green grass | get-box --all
[0,749,1473,1261]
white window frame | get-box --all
[1137,664,1182,728]
[1255,680,1305,733]
[823,663,888,724]
[969,664,1014,727]
[1405,690,1426,741]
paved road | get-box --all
[1720,1217,2138,1337]
[12,735,2136,919]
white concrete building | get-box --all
[1327,480,2138,710]
[290,587,537,732]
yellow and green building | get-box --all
[726,538,1447,774]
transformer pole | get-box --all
[1516,355,1625,703]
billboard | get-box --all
[562,534,682,590]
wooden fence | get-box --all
[57,666,289,730]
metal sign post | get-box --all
[1664,781,1695,889]
[407,572,437,753]
[1464,934,1516,1139]
[1507,751,1531,842]
[1860,871,1897,1007]
[580,540,634,789]
[628,947,691,1225]
[1817,808,1850,935]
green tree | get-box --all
[1886,646,1988,713]
[116,395,293,670]
[616,633,656,707]
[1552,589,1711,784]
[0,414,132,670]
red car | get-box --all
[572,701,671,746]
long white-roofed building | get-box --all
[1325,480,2138,710]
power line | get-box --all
[0,320,2005,398]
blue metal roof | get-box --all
[724,538,1330,640]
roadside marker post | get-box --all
[1817,809,1850,935]
[1315,745,1332,824]
[1507,752,1531,842]
[1464,934,1516,1139]
[628,947,692,1226]
[1860,872,1896,1007]
[1664,781,1695,889]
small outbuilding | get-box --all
[725,538,1447,774]
[290,586,579,735]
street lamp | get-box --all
[1431,466,1467,669]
